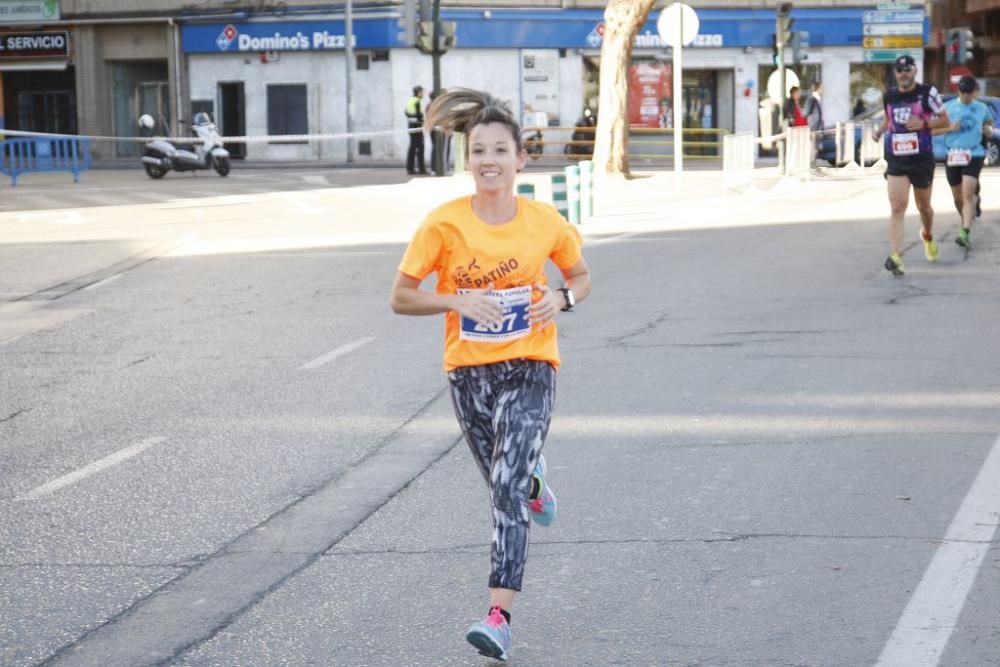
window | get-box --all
[267,84,308,142]
[356,53,370,70]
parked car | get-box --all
[817,94,1000,168]
[815,106,881,167]
[932,94,1000,166]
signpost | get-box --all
[861,3,925,64]
[863,35,923,48]
[863,48,922,62]
[657,3,699,176]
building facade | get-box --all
[2,1,989,162]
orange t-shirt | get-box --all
[398,195,583,372]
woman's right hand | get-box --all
[453,284,503,328]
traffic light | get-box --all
[771,33,781,66]
[397,0,417,46]
[957,28,975,64]
[945,28,959,64]
[417,20,434,54]
[776,2,794,49]
[790,30,809,64]
[438,20,457,52]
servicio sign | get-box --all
[0,31,69,58]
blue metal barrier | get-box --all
[0,136,92,186]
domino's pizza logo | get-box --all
[216,24,238,51]
[586,22,605,48]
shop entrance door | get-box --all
[219,82,246,159]
[112,61,169,157]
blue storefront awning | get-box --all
[181,8,927,53]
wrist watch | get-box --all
[557,287,575,312]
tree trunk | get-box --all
[592,0,657,178]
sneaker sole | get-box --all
[466,629,508,661]
[884,258,904,276]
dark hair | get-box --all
[789,86,800,95]
[423,88,522,152]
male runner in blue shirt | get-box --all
[940,76,991,248]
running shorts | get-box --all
[885,154,936,189]
[945,157,984,187]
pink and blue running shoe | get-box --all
[529,454,557,526]
[466,605,511,661]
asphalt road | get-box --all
[1,169,999,666]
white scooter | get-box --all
[139,112,231,179]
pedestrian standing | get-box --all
[872,55,950,276]
[804,81,824,162]
[804,81,824,132]
[938,75,990,249]
[405,85,428,175]
[783,86,808,128]
[389,87,592,662]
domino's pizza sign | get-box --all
[216,24,237,50]
[586,23,605,48]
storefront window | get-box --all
[267,84,308,141]
[850,64,891,118]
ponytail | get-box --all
[423,87,522,151]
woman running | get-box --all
[389,88,592,661]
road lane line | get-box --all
[83,273,123,290]
[876,432,1000,666]
[17,437,166,501]
[299,336,375,370]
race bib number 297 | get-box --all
[458,286,532,343]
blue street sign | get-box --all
[862,9,925,23]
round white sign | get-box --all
[657,3,700,48]
[766,68,800,103]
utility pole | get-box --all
[345,0,354,162]
[431,0,444,176]
[775,2,793,172]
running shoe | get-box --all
[466,606,511,661]
[529,454,557,527]
[921,232,939,262]
[956,228,971,248]
[884,253,905,276]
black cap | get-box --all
[958,75,979,93]
[413,85,424,95]
[894,54,916,69]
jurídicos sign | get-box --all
[0,0,60,23]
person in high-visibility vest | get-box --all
[405,85,428,175]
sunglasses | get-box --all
[895,66,914,73]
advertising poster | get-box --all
[628,62,672,128]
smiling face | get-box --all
[467,122,526,195]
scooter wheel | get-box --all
[213,157,231,177]
[144,163,167,179]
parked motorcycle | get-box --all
[139,112,231,179]
[564,108,596,158]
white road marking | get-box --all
[876,432,1000,666]
[299,337,375,370]
[83,273,122,290]
[17,437,166,501]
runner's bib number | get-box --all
[458,285,532,343]
[947,148,972,166]
[891,132,919,156]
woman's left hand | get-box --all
[528,284,562,330]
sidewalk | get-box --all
[1,166,994,305]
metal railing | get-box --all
[0,136,92,185]
[520,125,729,161]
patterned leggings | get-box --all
[448,359,556,591]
